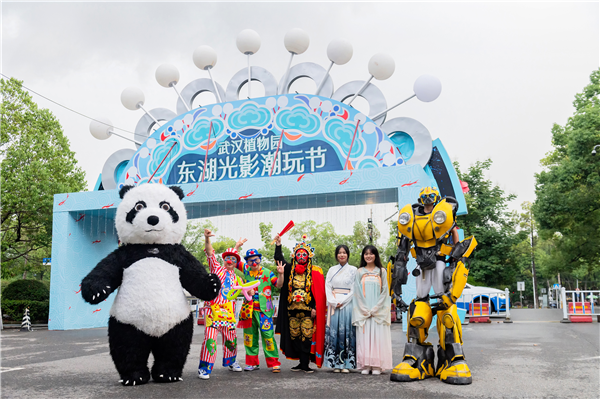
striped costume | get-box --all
[198,251,242,374]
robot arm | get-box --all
[391,235,411,313]
[433,236,478,312]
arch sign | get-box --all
[119,94,408,188]
[50,94,466,330]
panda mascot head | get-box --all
[116,184,187,245]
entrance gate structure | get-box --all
[49,68,467,331]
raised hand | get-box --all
[274,234,281,246]
[235,237,247,249]
[276,260,285,274]
[204,229,215,239]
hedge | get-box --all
[3,279,49,301]
[1,299,49,323]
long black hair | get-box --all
[335,245,350,264]
[359,245,383,268]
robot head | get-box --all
[418,186,441,205]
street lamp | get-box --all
[592,144,600,156]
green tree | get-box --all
[340,221,382,267]
[533,69,600,287]
[182,220,236,270]
[455,159,526,287]
[256,222,291,269]
[1,78,86,279]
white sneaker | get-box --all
[198,369,210,379]
[361,368,371,375]
[341,368,350,373]
[333,368,341,373]
[371,368,381,375]
[229,362,242,372]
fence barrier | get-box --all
[456,288,512,324]
[560,287,600,323]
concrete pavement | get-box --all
[1,309,598,398]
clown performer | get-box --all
[274,234,326,373]
[236,248,282,373]
[197,229,246,380]
[390,187,477,385]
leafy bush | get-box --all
[1,299,49,322]
[0,280,11,296]
[2,279,49,301]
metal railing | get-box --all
[456,288,512,323]
[560,287,600,322]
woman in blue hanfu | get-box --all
[323,245,357,373]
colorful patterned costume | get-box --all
[237,249,281,368]
[198,249,242,374]
[275,241,326,369]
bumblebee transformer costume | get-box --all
[389,187,477,385]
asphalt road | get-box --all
[1,309,598,399]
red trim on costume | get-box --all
[310,266,326,368]
[245,354,260,366]
[266,357,281,368]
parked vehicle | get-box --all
[456,283,508,314]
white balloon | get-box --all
[327,39,353,65]
[354,113,367,124]
[139,148,150,158]
[223,103,234,114]
[265,97,277,109]
[363,122,376,135]
[320,100,333,112]
[121,87,145,110]
[212,104,223,116]
[383,152,397,166]
[413,75,442,102]
[173,120,184,132]
[236,29,261,55]
[284,28,310,55]
[193,45,218,70]
[277,96,288,108]
[89,116,113,140]
[368,53,395,80]
[146,138,157,149]
[183,113,194,126]
[309,97,320,110]
[155,63,180,88]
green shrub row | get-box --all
[1,299,49,323]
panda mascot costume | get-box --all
[81,184,221,386]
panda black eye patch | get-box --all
[160,201,179,223]
[126,201,147,224]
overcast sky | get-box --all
[2,1,598,249]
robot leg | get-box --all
[435,304,472,385]
[390,299,435,382]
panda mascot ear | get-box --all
[119,185,135,199]
[169,186,185,200]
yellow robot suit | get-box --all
[389,187,477,385]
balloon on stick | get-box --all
[271,220,295,244]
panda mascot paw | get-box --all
[81,184,221,386]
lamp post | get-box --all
[347,52,395,107]
[89,116,142,145]
[236,29,261,99]
[315,38,353,96]
[155,63,189,111]
[279,28,310,95]
[372,74,442,121]
[193,45,222,103]
[592,144,600,156]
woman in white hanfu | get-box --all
[324,245,357,373]
[352,245,392,375]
